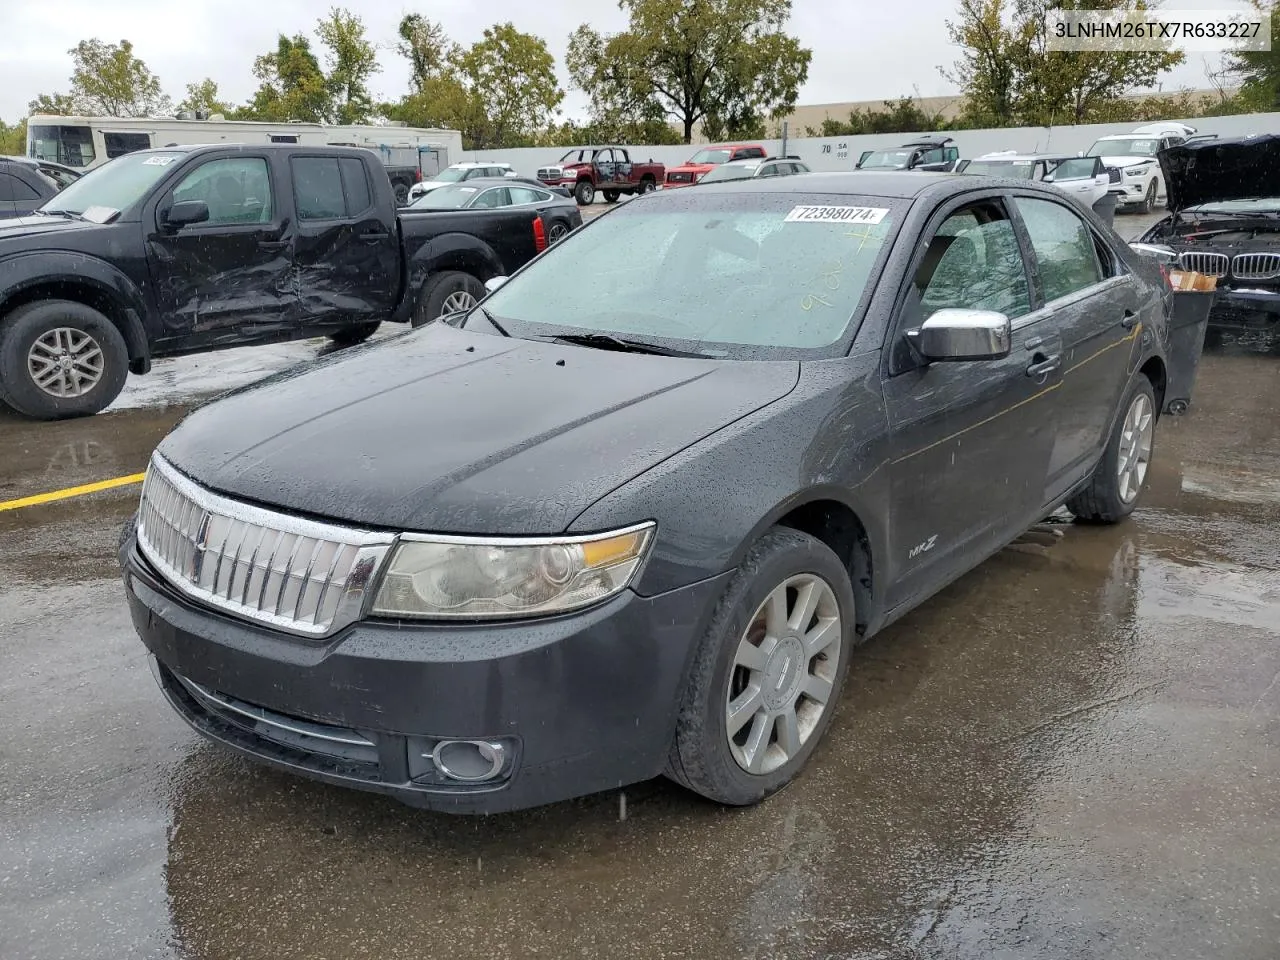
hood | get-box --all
[669,162,717,176]
[158,324,800,535]
[0,214,103,244]
[414,180,450,193]
[1159,134,1280,214]
[1097,155,1158,169]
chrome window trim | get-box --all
[397,520,656,547]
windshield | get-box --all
[858,150,911,169]
[470,192,900,359]
[1048,158,1097,180]
[28,124,96,168]
[42,151,186,215]
[699,164,757,184]
[434,167,468,182]
[1088,138,1159,157]
[39,165,80,190]
[963,160,1035,179]
[689,149,732,165]
[409,184,477,209]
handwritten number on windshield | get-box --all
[802,259,843,310]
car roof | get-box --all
[452,161,511,167]
[0,155,39,167]
[687,171,964,198]
[442,177,551,188]
[971,153,1080,162]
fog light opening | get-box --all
[432,739,506,782]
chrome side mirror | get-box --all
[484,276,508,294]
[906,308,1011,361]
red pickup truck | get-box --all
[664,143,769,188]
[537,147,665,206]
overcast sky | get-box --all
[0,0,1255,124]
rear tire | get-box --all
[327,321,381,347]
[603,189,620,204]
[0,299,129,420]
[574,181,595,205]
[1066,376,1157,524]
[665,528,854,807]
[639,178,656,194]
[394,182,410,205]
[413,271,486,328]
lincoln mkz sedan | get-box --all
[121,173,1171,814]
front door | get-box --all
[882,195,1063,609]
[1011,194,1139,499]
[146,154,297,344]
[290,155,400,325]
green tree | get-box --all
[567,0,811,144]
[316,7,380,124]
[1223,0,1280,110]
[0,118,26,154]
[246,33,333,122]
[27,93,78,116]
[454,23,563,148]
[943,0,1020,126]
[33,39,170,117]
[397,13,456,90]
[177,78,232,116]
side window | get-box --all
[103,132,152,159]
[291,157,345,219]
[945,147,959,162]
[338,158,371,214]
[907,200,1031,327]
[171,157,274,225]
[0,172,18,203]
[1013,197,1104,301]
[470,187,510,209]
[919,147,945,165]
[9,173,41,201]
[741,147,766,159]
[507,186,544,205]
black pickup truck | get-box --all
[0,144,566,419]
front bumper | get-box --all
[122,534,730,814]
[1208,287,1280,329]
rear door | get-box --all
[291,154,400,325]
[146,153,297,343]
[882,194,1063,609]
[1011,194,1138,499]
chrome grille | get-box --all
[136,455,395,638]
[1177,251,1229,277]
[1106,166,1122,184]
[1231,252,1280,281]
[666,172,693,183]
[536,166,562,181]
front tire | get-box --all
[1137,180,1156,215]
[574,181,595,205]
[413,271,486,327]
[327,321,381,347]
[666,528,854,807]
[603,189,620,204]
[0,299,129,420]
[1066,376,1157,523]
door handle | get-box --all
[1121,309,1138,329]
[359,231,391,242]
[257,239,289,251]
[1026,355,1062,378]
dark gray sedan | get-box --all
[407,177,581,243]
[121,173,1171,813]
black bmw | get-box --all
[122,173,1171,813]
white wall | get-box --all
[461,112,1280,178]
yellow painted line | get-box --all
[0,473,145,513]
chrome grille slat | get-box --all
[135,455,395,639]
[1178,251,1229,277]
[1231,252,1280,281]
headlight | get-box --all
[370,523,655,620]
[1125,166,1150,177]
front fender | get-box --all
[407,232,505,290]
[0,251,151,365]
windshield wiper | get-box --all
[37,209,88,221]
[471,305,510,337]
[550,332,705,358]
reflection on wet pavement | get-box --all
[1,211,1278,960]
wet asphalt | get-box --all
[2,211,1279,960]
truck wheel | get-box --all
[1066,376,1157,524]
[0,299,129,420]
[575,181,595,205]
[413,271,486,327]
[603,190,620,204]
[665,528,854,806]
[394,183,410,205]
[327,321,381,347]
[639,178,656,194]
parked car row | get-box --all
[121,165,1177,817]
[0,155,81,218]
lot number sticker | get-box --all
[142,156,176,165]
[785,205,888,224]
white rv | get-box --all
[26,114,463,200]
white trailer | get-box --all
[26,114,463,186]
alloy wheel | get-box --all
[440,290,477,316]
[548,222,569,243]
[726,573,842,775]
[27,327,105,398]
[1116,392,1154,503]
